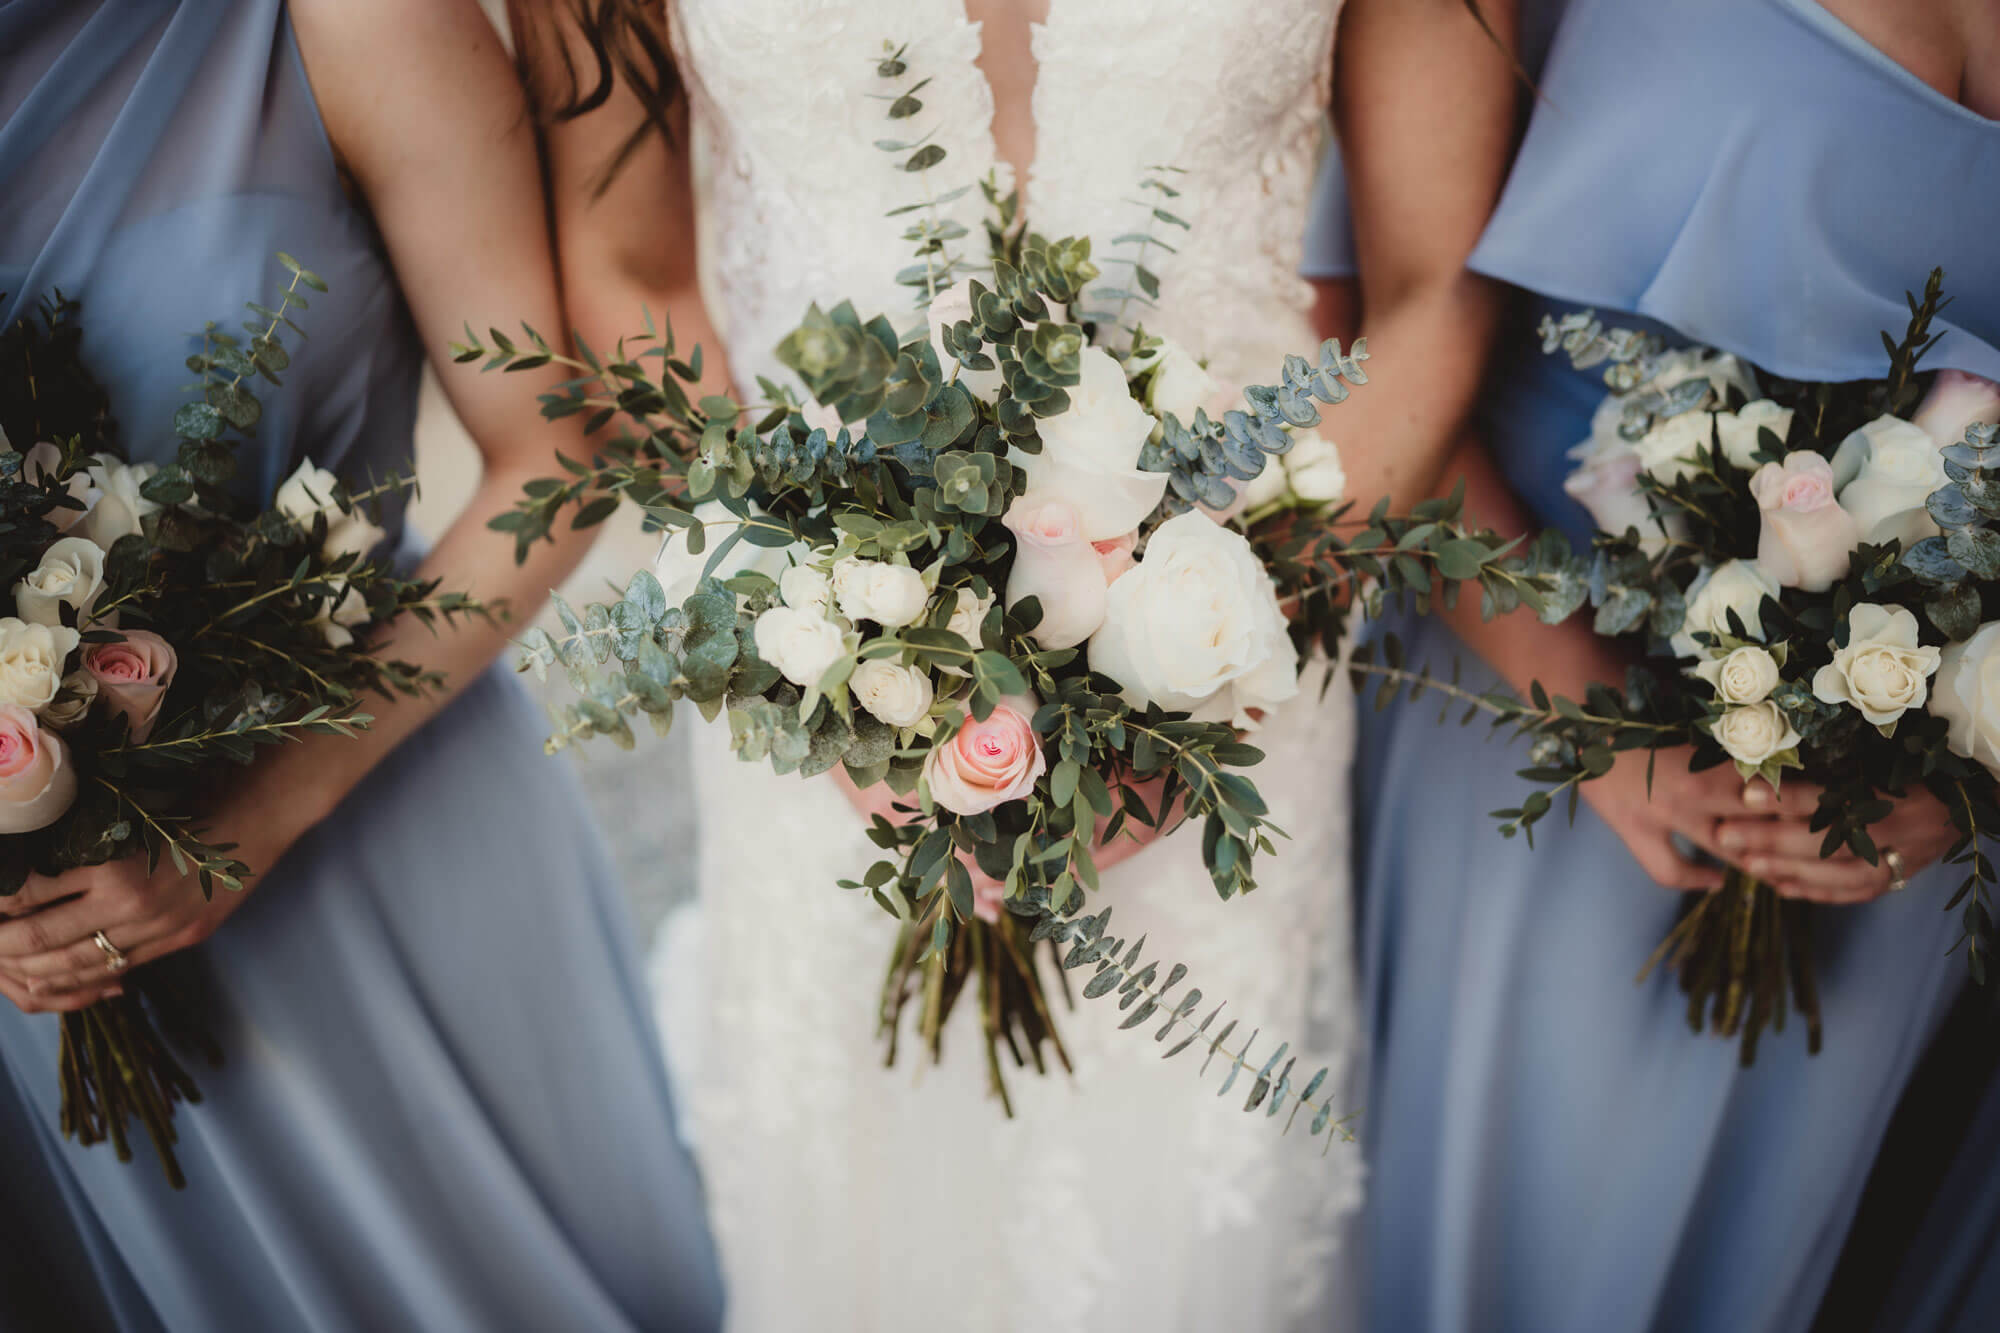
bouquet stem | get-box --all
[57,982,216,1189]
[879,913,1072,1113]
[1640,867,1822,1066]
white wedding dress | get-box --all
[651,4,1362,1329]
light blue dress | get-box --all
[0,4,724,1329]
[1307,2,2000,1330]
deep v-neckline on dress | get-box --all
[961,0,1050,207]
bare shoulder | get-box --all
[286,0,524,188]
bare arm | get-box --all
[511,0,732,401]
[1325,0,1519,512]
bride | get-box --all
[515,1,1519,1327]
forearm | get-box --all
[563,251,734,405]
[1327,269,1504,514]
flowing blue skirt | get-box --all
[0,667,724,1332]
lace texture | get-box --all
[657,5,1359,1330]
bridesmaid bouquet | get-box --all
[0,264,484,1185]
[470,42,1564,1131]
[1449,272,2000,1063]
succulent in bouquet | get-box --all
[1399,271,2000,1064]
[468,43,1573,1137]
[0,260,485,1185]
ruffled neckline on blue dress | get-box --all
[1466,0,2000,385]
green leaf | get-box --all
[173,401,224,440]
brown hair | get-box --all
[511,0,683,192]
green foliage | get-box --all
[1140,337,1372,513]
[1032,907,1357,1147]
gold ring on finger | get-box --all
[92,930,129,973]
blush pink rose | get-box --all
[1750,452,1859,592]
[1091,532,1138,584]
[1003,492,1111,650]
[923,700,1047,816]
[83,630,178,742]
[1914,369,2000,448]
[0,703,76,833]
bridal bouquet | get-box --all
[0,265,483,1185]
[1446,273,1999,1063]
[468,43,1563,1130]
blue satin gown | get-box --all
[0,4,724,1329]
[1306,2,2000,1329]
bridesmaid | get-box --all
[1314,1,2000,1330]
[0,2,722,1329]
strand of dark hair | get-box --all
[511,0,683,197]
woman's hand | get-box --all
[0,860,247,1014]
[1713,781,1957,904]
[0,770,311,1014]
[1580,746,1750,893]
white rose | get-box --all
[1749,451,1859,592]
[752,606,846,688]
[1830,415,1948,551]
[779,564,833,617]
[1002,492,1110,650]
[14,536,106,628]
[1694,645,1781,705]
[1088,511,1298,727]
[937,587,993,677]
[850,658,935,728]
[1913,370,2000,450]
[945,586,992,646]
[40,670,98,731]
[1671,559,1781,660]
[1811,603,1941,730]
[72,457,160,548]
[1712,700,1801,768]
[1134,338,1219,428]
[1633,410,1717,483]
[0,617,80,712]
[1713,400,1793,471]
[1282,431,1347,504]
[926,278,1004,403]
[831,558,928,628]
[1647,348,1760,406]
[1012,346,1167,540]
[275,459,387,560]
[312,581,372,649]
[652,501,798,606]
[1932,620,2000,777]
[1236,456,1291,512]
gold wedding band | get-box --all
[1884,847,1909,895]
[93,930,129,973]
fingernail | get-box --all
[1720,830,1744,851]
[1746,858,1770,876]
[1743,787,1770,808]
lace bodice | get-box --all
[674,0,1340,402]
